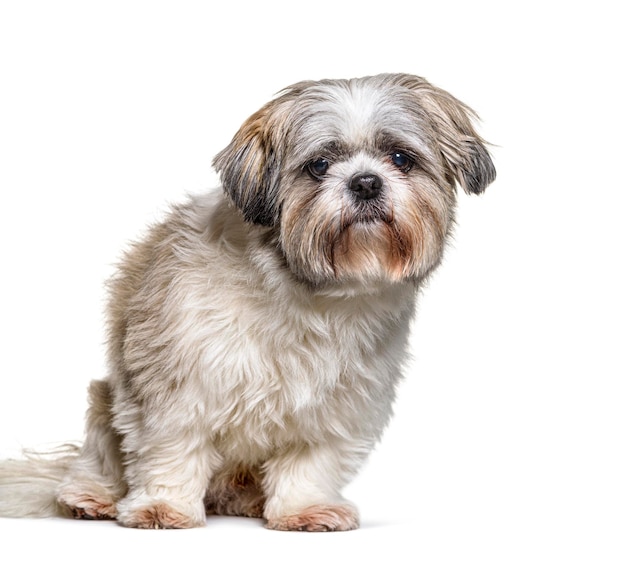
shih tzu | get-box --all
[0,73,495,531]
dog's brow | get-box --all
[317,140,348,159]
[375,131,414,153]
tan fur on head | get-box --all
[0,74,494,530]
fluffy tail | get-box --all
[0,444,79,518]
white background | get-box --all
[0,1,624,573]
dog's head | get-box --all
[213,73,495,287]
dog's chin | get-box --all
[283,214,427,291]
[331,219,411,283]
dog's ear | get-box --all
[422,87,496,195]
[213,86,309,226]
[394,75,496,195]
[212,105,281,226]
[429,94,496,195]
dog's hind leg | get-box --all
[204,464,265,519]
[56,379,126,520]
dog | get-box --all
[0,73,495,531]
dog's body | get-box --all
[0,74,495,531]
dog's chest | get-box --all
[175,286,411,455]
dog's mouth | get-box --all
[340,202,393,229]
[325,205,416,285]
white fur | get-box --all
[0,74,494,530]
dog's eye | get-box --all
[390,152,413,172]
[307,158,330,179]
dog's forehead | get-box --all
[292,80,431,154]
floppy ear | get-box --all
[213,84,314,226]
[212,105,282,226]
[422,88,496,195]
[393,74,496,195]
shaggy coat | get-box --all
[0,74,495,531]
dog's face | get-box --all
[213,74,495,287]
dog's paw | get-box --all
[117,501,204,529]
[265,503,359,532]
[57,490,117,520]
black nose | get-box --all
[349,173,383,200]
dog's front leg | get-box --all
[115,435,220,529]
[262,440,364,531]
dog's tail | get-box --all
[0,444,79,518]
